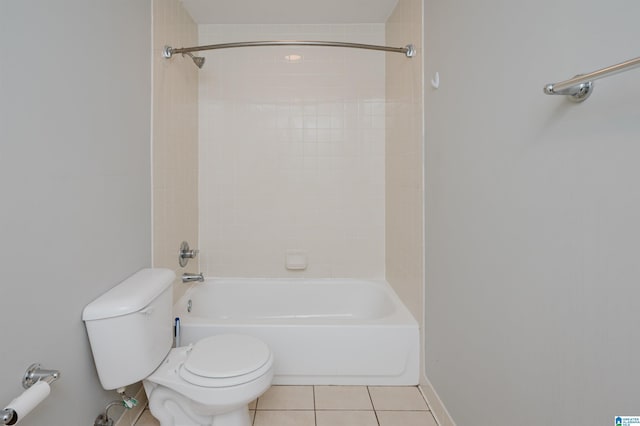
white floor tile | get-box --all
[256,386,315,410]
[377,410,439,426]
[368,386,429,411]
[134,385,439,426]
[314,386,373,410]
[253,410,315,426]
[316,410,378,426]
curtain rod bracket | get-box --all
[404,44,416,58]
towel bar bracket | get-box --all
[544,76,593,103]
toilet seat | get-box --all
[179,334,273,388]
[144,334,274,408]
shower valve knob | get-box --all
[178,241,199,267]
[185,249,199,258]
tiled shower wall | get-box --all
[385,0,424,335]
[152,0,199,300]
[198,24,386,277]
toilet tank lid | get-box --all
[82,268,176,321]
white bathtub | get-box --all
[174,278,420,385]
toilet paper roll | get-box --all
[4,381,50,425]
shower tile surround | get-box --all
[385,0,424,343]
[152,0,199,302]
[198,24,386,278]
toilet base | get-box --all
[209,407,251,426]
[146,384,253,426]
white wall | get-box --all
[424,1,640,425]
[198,24,386,278]
[0,1,151,424]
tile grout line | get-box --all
[366,386,381,426]
[256,408,321,411]
[312,385,317,426]
[416,385,441,426]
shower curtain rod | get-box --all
[163,40,415,65]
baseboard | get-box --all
[114,385,148,426]
[419,376,456,426]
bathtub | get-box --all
[174,278,419,385]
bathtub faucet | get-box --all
[182,272,204,283]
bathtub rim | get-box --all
[174,277,418,326]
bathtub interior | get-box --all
[181,279,397,321]
[174,278,420,385]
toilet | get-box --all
[82,268,273,426]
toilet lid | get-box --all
[181,334,271,380]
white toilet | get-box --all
[82,268,274,426]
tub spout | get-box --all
[182,272,204,283]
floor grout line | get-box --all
[312,385,317,426]
[367,386,381,426]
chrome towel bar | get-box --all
[544,56,640,102]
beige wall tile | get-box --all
[385,0,424,371]
[152,0,199,301]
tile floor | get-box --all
[135,385,439,426]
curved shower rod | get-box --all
[163,40,415,68]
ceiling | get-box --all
[180,0,400,24]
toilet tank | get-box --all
[82,268,176,390]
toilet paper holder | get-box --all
[22,364,60,389]
[1,363,60,425]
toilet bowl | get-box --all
[144,334,274,426]
[82,269,274,426]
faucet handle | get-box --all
[179,241,199,267]
[182,248,199,259]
